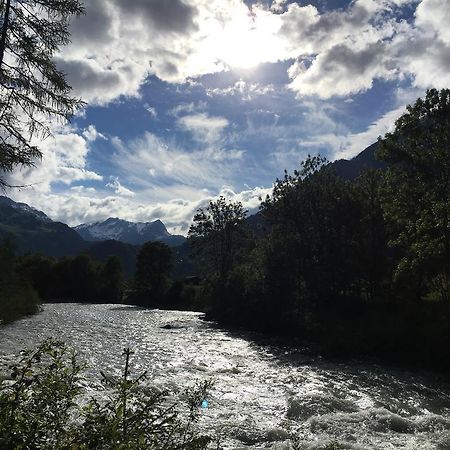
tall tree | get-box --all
[378,88,450,301]
[261,155,361,302]
[188,196,247,278]
[0,0,84,188]
[133,241,172,306]
[101,256,124,304]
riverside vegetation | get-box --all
[0,339,214,450]
[1,89,450,370]
[189,89,450,370]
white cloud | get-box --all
[168,101,208,117]
[106,177,136,197]
[82,125,106,142]
[6,129,262,234]
[271,0,288,13]
[110,131,245,190]
[54,0,450,104]
[206,80,275,100]
[145,105,158,119]
[415,0,450,45]
[8,182,271,235]
[8,126,102,193]
[177,113,229,144]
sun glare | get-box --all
[202,7,284,70]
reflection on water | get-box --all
[1,303,450,449]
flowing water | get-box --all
[1,303,450,449]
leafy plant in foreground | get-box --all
[0,340,213,449]
[78,348,212,449]
[0,339,81,449]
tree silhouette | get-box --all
[378,88,450,301]
[133,241,172,306]
[188,196,247,278]
[0,0,84,188]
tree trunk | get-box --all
[0,0,11,70]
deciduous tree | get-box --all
[133,241,172,305]
[188,196,247,278]
[378,88,450,301]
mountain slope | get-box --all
[0,196,87,257]
[331,142,387,181]
[74,217,186,247]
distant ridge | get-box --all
[74,217,186,247]
[0,197,186,277]
[0,196,86,257]
[330,142,387,181]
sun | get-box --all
[201,7,284,70]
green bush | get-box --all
[0,340,213,449]
[0,281,40,324]
[0,240,40,324]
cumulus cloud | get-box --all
[177,113,229,144]
[283,0,450,97]
[7,126,102,193]
[106,177,136,197]
[55,0,450,104]
[9,180,270,235]
[415,0,450,44]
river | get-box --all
[1,303,450,449]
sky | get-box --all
[6,0,450,234]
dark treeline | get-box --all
[188,89,450,370]
[0,241,40,323]
[0,239,201,323]
[19,253,124,304]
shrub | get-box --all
[0,339,213,449]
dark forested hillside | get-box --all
[0,197,87,257]
[330,142,387,180]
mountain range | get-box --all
[0,196,86,258]
[0,197,188,276]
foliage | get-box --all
[0,0,84,188]
[378,88,450,301]
[0,339,81,449]
[13,246,200,312]
[188,196,247,278]
[261,155,362,304]
[101,256,124,304]
[19,252,125,304]
[0,239,40,323]
[77,348,212,449]
[129,241,173,307]
[0,340,214,449]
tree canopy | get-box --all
[132,241,173,306]
[0,0,84,188]
[378,88,450,301]
[188,196,247,278]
